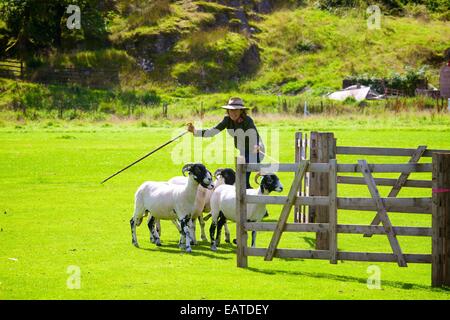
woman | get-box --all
[187,97,264,189]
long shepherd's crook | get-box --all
[101,130,188,184]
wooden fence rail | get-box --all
[336,146,449,157]
[248,162,433,173]
[235,132,450,287]
[246,195,431,213]
[0,59,23,79]
[29,67,120,88]
[246,248,432,264]
[0,60,120,88]
[337,176,432,188]
[245,223,432,236]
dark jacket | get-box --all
[194,115,264,162]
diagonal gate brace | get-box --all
[364,146,427,237]
[359,160,407,267]
[264,160,309,261]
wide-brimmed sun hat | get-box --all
[221,97,248,110]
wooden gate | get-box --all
[235,133,450,287]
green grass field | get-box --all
[1,117,450,299]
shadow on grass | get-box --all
[137,240,235,260]
[246,266,450,293]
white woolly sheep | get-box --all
[209,173,283,251]
[166,168,236,245]
[130,163,213,253]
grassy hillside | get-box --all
[244,7,450,94]
[0,1,449,117]
[103,1,450,92]
[27,2,450,94]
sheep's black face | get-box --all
[214,168,236,185]
[260,174,283,194]
[184,163,213,189]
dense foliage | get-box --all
[0,0,114,58]
[345,66,429,96]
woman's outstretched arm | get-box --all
[187,117,229,138]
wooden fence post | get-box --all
[236,156,248,268]
[294,132,302,223]
[328,159,338,264]
[162,103,168,118]
[432,152,450,287]
[310,132,336,250]
[303,134,309,223]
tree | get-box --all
[0,0,115,59]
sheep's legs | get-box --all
[198,215,208,242]
[130,218,138,247]
[210,212,226,251]
[149,217,157,243]
[251,230,257,248]
[178,233,186,248]
[190,218,198,245]
[224,222,231,243]
[209,219,230,244]
[171,219,181,232]
[172,219,186,248]
[215,212,227,246]
[209,220,217,251]
[130,203,145,247]
[180,216,193,253]
[155,219,161,238]
[147,216,161,246]
[230,229,254,247]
